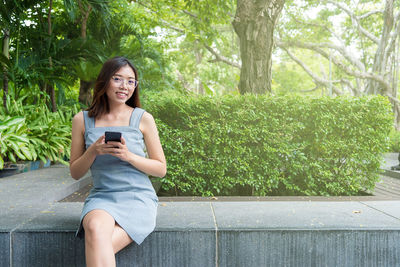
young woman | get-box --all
[69,56,166,266]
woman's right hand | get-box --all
[88,135,106,156]
[88,135,121,156]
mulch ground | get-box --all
[59,175,400,202]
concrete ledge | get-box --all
[382,153,400,179]
[9,200,400,267]
[12,230,216,267]
[12,202,217,267]
[0,166,89,267]
[0,232,10,267]
[13,231,85,267]
[2,165,400,266]
[10,227,400,267]
[383,169,400,179]
[218,230,400,267]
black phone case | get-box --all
[105,131,121,143]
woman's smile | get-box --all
[116,91,128,99]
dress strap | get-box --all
[130,108,146,129]
[83,111,95,130]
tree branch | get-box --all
[279,46,343,95]
[281,11,364,71]
[182,9,198,18]
[299,85,319,93]
[176,70,194,92]
[283,8,344,44]
[277,39,360,73]
[384,10,400,64]
[339,78,360,95]
[326,0,379,44]
[162,20,185,34]
[277,39,391,91]
[385,92,400,105]
[135,1,186,34]
[204,45,241,69]
[358,10,383,20]
[136,0,239,70]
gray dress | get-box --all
[76,108,158,245]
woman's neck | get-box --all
[95,103,133,127]
[108,102,129,115]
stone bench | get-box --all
[1,165,400,266]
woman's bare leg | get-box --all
[83,210,116,267]
[112,223,133,254]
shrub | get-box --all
[145,92,393,196]
[0,97,79,168]
[0,116,33,168]
[388,129,400,152]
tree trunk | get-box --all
[232,0,285,94]
[78,80,93,106]
[364,0,400,128]
[77,0,93,105]
[2,69,8,110]
[390,44,399,130]
[366,0,394,95]
[47,0,57,112]
[194,41,204,94]
[46,84,56,112]
[2,29,10,110]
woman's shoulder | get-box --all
[133,106,152,121]
[138,110,157,134]
[140,110,154,123]
[72,111,84,123]
[72,111,86,133]
[134,106,145,113]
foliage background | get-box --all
[0,0,398,196]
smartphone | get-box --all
[105,131,121,143]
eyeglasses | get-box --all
[111,76,138,88]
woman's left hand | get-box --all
[105,137,133,162]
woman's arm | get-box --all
[134,112,167,177]
[69,112,100,179]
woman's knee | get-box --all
[83,210,115,241]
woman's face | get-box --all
[106,65,137,104]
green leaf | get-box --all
[8,152,16,163]
[8,134,29,143]
[1,116,25,127]
[202,82,214,96]
[39,155,47,163]
[20,146,33,161]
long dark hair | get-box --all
[87,56,141,118]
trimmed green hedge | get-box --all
[145,92,393,196]
[388,129,400,152]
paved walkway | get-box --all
[375,175,400,197]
